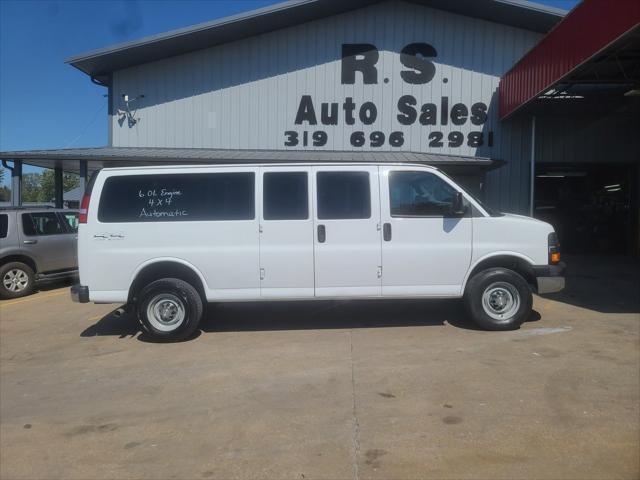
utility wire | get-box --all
[65,101,107,148]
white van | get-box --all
[71,163,564,340]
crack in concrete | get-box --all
[349,329,360,480]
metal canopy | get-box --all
[0,147,502,174]
[66,0,565,84]
[499,0,640,120]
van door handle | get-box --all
[317,224,326,243]
[383,223,392,241]
[23,239,37,245]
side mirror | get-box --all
[450,192,466,216]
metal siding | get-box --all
[536,113,640,166]
[110,1,542,212]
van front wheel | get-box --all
[464,268,532,331]
[137,278,203,341]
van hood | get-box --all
[501,212,533,220]
[500,212,554,229]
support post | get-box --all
[529,115,536,217]
[79,160,88,192]
[54,166,63,208]
[11,160,22,207]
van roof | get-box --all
[98,162,442,173]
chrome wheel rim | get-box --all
[146,293,185,332]
[3,269,29,293]
[481,282,520,321]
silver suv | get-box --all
[0,208,79,299]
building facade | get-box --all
[108,1,545,212]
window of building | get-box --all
[389,171,457,217]
[317,171,371,220]
[98,172,255,223]
[263,172,308,220]
[22,212,65,236]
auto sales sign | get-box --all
[283,43,494,151]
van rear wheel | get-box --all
[464,268,532,331]
[136,278,203,341]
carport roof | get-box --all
[499,0,640,119]
[66,0,566,84]
[0,147,501,173]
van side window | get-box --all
[263,172,308,220]
[0,214,8,238]
[22,212,65,236]
[389,171,457,217]
[317,171,371,220]
[98,173,255,223]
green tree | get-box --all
[16,170,80,203]
[21,173,43,202]
[40,170,80,201]
[0,168,79,203]
[0,185,9,202]
[0,168,10,202]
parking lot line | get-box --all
[0,290,68,308]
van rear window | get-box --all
[98,173,255,223]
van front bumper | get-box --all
[70,284,90,303]
[533,262,566,294]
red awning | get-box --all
[499,0,640,120]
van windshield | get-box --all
[470,195,504,217]
[437,170,504,217]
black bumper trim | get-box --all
[532,261,566,278]
[533,261,566,294]
[70,284,89,303]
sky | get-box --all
[0,0,579,183]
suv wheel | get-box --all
[464,268,533,330]
[136,278,203,341]
[0,262,35,299]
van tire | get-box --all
[464,268,532,331]
[136,278,203,341]
[0,262,35,299]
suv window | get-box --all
[22,212,65,236]
[60,212,79,232]
[0,214,7,239]
[389,171,456,217]
[98,173,255,223]
[263,172,308,220]
[317,172,371,220]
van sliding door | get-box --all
[312,166,382,297]
[258,166,315,298]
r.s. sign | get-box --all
[284,43,493,150]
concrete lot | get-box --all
[1,255,639,480]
